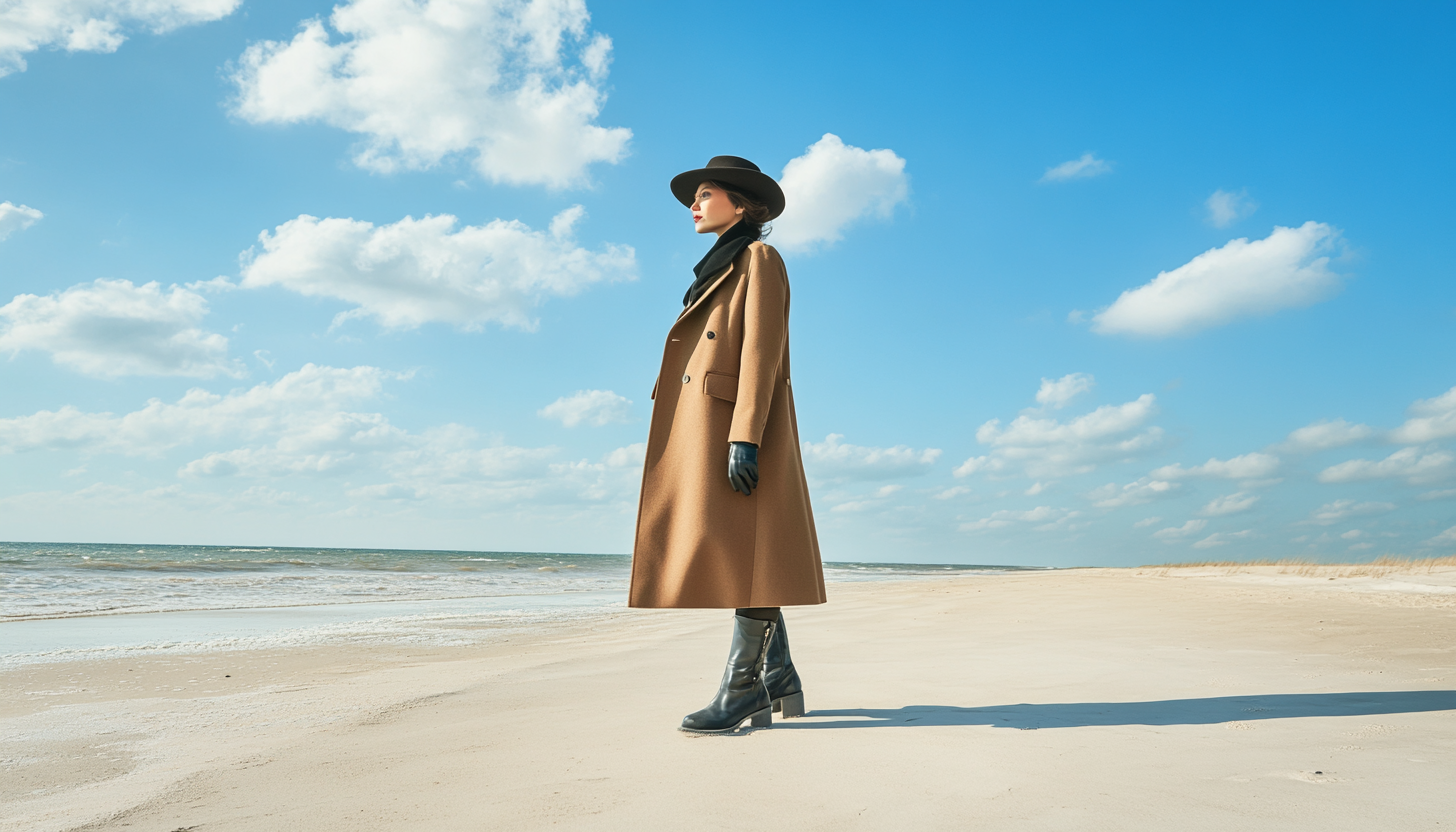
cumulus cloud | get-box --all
[1039,152,1111,183]
[1151,452,1280,481]
[1153,519,1207,541]
[1204,189,1257,228]
[1035,372,1094,409]
[230,0,629,187]
[0,363,644,508]
[1091,222,1344,337]
[1318,446,1454,485]
[538,389,630,427]
[240,207,635,330]
[1194,530,1253,549]
[1200,492,1258,516]
[0,278,243,378]
[1427,526,1456,547]
[772,134,908,253]
[0,364,402,456]
[0,201,43,239]
[1304,499,1397,526]
[801,433,940,482]
[1390,385,1456,444]
[956,392,1162,479]
[0,0,238,76]
[1088,477,1178,508]
[1279,418,1376,452]
[960,505,1075,532]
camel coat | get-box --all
[629,241,827,609]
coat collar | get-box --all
[683,220,756,308]
[676,244,750,322]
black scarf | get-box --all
[683,220,756,308]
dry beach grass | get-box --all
[3,564,1454,831]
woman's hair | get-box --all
[707,180,773,241]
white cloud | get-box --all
[1390,385,1456,444]
[1319,446,1455,485]
[1340,529,1366,540]
[538,389,630,427]
[0,363,645,509]
[230,0,629,187]
[0,364,403,455]
[1427,526,1456,546]
[829,484,904,514]
[801,433,940,481]
[1035,372,1094,409]
[1279,418,1376,452]
[0,0,238,77]
[1194,530,1253,549]
[0,278,243,378]
[0,201,43,239]
[1039,152,1111,183]
[934,486,970,500]
[772,134,909,253]
[1305,499,1397,525]
[957,392,1162,479]
[1153,519,1207,541]
[1088,477,1178,509]
[1151,452,1280,481]
[1133,516,1161,528]
[240,207,634,330]
[1204,189,1257,228]
[960,505,1074,532]
[1200,492,1258,516]
[1091,222,1344,337]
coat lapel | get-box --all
[676,260,737,322]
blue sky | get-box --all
[1,0,1453,565]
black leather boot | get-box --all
[680,615,775,734]
[763,611,805,717]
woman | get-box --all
[630,155,827,734]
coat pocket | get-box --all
[702,371,738,403]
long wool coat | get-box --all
[629,241,827,609]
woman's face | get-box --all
[691,182,743,236]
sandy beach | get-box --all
[4,565,1454,831]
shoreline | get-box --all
[4,566,1454,831]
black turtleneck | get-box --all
[683,219,756,308]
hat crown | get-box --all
[705,155,761,173]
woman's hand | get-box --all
[728,442,759,496]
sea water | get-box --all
[0,541,1029,665]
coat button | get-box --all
[682,374,690,383]
[706,331,715,340]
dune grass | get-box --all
[1140,555,1456,578]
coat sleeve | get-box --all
[729,244,788,447]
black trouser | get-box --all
[735,607,780,621]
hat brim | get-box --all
[670,167,786,221]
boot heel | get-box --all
[777,691,805,718]
[749,708,772,728]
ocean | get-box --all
[1,541,1032,666]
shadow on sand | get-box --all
[776,690,1456,730]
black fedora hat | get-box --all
[670,156,786,220]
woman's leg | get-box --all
[679,611,775,733]
[760,610,804,717]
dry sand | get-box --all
[4,566,1455,831]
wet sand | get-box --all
[4,566,1454,831]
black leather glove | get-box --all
[728,442,759,496]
